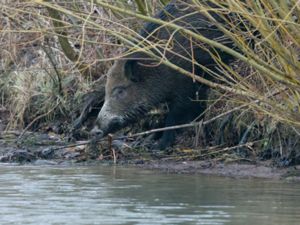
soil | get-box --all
[1,109,300,181]
[136,159,300,181]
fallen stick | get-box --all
[126,103,248,138]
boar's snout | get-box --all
[93,102,125,137]
[90,126,104,137]
[93,117,123,137]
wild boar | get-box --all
[92,0,235,149]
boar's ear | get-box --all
[124,60,143,82]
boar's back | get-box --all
[139,0,233,72]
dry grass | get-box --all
[0,1,127,129]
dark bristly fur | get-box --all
[92,0,235,149]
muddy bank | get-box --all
[1,135,300,181]
[134,160,300,181]
[0,113,299,181]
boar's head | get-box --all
[92,54,169,137]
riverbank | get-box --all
[134,160,300,181]
[1,134,300,181]
[1,110,300,181]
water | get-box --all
[0,164,299,225]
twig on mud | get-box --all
[108,134,117,163]
[112,148,117,164]
[163,139,263,160]
[45,140,91,151]
[198,141,257,157]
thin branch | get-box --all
[46,7,96,77]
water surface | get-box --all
[0,164,299,225]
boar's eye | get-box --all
[112,86,127,99]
